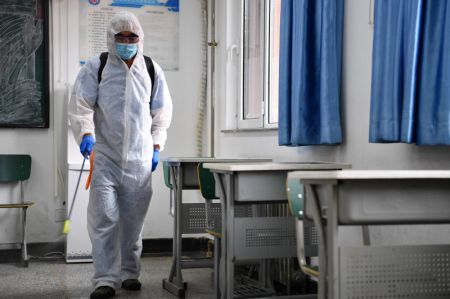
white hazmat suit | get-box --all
[68,11,172,290]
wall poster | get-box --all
[0,0,49,128]
[79,0,180,71]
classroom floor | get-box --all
[0,256,214,299]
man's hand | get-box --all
[80,134,95,157]
[152,149,160,172]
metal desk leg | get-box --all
[305,184,327,299]
[325,184,339,299]
[214,236,221,299]
[214,172,228,299]
[21,207,29,267]
[224,173,235,299]
[163,165,187,297]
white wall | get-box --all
[214,0,450,245]
[0,0,205,245]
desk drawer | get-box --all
[338,179,450,224]
[234,172,287,202]
[181,164,200,188]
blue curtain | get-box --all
[278,0,344,146]
[370,0,450,145]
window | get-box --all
[238,0,281,129]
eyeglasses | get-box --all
[115,35,139,43]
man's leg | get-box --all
[88,179,121,290]
[118,165,152,285]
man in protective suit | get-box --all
[69,11,172,299]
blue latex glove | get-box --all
[152,149,160,172]
[80,134,95,156]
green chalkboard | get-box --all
[0,0,49,128]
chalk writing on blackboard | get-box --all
[0,0,48,128]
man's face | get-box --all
[115,31,139,44]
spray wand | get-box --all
[62,156,87,234]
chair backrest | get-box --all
[287,178,304,220]
[0,155,31,182]
[287,178,319,259]
[197,162,218,201]
[163,161,172,189]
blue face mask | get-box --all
[116,43,138,60]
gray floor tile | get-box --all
[0,257,214,299]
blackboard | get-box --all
[0,0,49,128]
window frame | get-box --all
[266,0,280,129]
[235,0,278,130]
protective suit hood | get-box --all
[107,11,144,58]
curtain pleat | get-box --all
[278,0,344,146]
[370,0,450,145]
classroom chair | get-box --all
[0,154,34,267]
[287,178,371,281]
[287,179,320,279]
